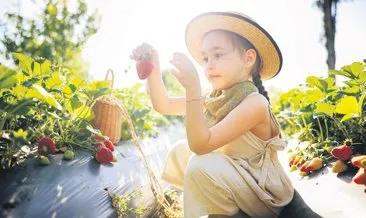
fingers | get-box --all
[130,43,155,60]
[170,68,181,79]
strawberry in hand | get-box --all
[136,58,154,80]
[131,43,155,80]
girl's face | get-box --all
[201,30,252,90]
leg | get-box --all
[161,139,192,190]
[183,152,274,218]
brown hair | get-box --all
[208,30,270,103]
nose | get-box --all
[205,58,215,70]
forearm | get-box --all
[185,87,210,154]
[147,69,169,112]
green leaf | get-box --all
[341,113,359,122]
[343,86,360,94]
[26,84,62,110]
[316,103,335,117]
[359,71,366,82]
[328,69,351,78]
[0,76,17,89]
[31,61,41,76]
[13,53,33,75]
[325,77,335,88]
[45,74,63,90]
[10,99,33,115]
[72,105,93,120]
[11,85,29,99]
[41,59,52,75]
[0,68,13,81]
[335,96,359,115]
[70,94,83,110]
[349,62,364,78]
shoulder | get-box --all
[241,92,269,109]
[233,93,269,122]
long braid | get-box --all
[252,71,270,104]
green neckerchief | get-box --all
[204,81,258,128]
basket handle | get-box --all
[105,69,114,89]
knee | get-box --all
[185,152,222,178]
[168,139,189,157]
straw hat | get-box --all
[185,11,282,80]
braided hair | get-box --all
[220,30,271,104]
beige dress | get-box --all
[161,103,294,218]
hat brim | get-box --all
[185,12,282,80]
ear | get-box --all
[243,49,257,68]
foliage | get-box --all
[0,53,179,169]
[0,0,100,79]
[274,60,366,173]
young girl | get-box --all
[131,11,294,218]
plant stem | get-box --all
[317,118,324,142]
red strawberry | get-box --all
[352,168,366,185]
[95,147,113,163]
[136,60,153,80]
[38,137,56,155]
[331,144,352,160]
[104,139,115,152]
[351,155,366,169]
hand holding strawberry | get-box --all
[130,43,159,80]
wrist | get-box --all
[186,86,201,96]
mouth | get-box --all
[208,74,220,79]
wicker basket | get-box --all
[91,69,124,144]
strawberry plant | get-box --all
[0,53,180,169]
[274,60,366,177]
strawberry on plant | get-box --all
[104,139,115,152]
[351,155,366,169]
[38,137,56,155]
[331,160,348,173]
[288,154,296,167]
[352,168,366,185]
[39,155,51,165]
[331,144,352,161]
[64,150,75,160]
[299,161,311,172]
[305,157,323,172]
[293,155,304,167]
[96,147,113,164]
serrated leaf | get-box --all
[26,84,62,110]
[349,62,364,77]
[72,105,93,120]
[316,103,335,117]
[41,59,52,75]
[359,71,366,82]
[31,61,41,76]
[70,94,83,110]
[45,75,63,90]
[306,76,327,92]
[13,53,33,75]
[335,96,359,115]
[12,85,29,98]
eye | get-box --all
[214,53,223,58]
[202,57,208,62]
